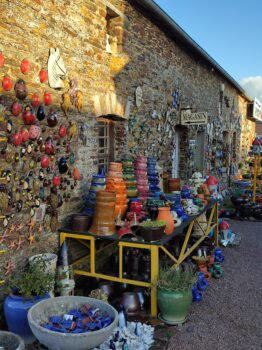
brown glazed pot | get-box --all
[120,292,141,315]
[168,178,181,192]
[89,190,116,236]
[71,214,93,232]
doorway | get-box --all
[195,131,205,172]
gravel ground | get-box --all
[167,220,262,350]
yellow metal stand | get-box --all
[59,202,218,318]
[252,155,261,202]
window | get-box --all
[105,6,123,54]
[97,121,114,172]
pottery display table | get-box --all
[59,201,219,318]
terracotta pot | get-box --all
[106,182,126,193]
[136,155,147,162]
[168,178,180,192]
[157,207,174,235]
[108,171,123,178]
[207,255,215,267]
[89,201,116,236]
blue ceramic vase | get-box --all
[4,293,50,344]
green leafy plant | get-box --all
[157,266,196,291]
[5,258,54,300]
[139,220,166,228]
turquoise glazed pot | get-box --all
[4,293,50,344]
[157,286,192,325]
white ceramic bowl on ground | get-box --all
[27,296,118,350]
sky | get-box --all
[154,0,262,100]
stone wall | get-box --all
[0,0,255,284]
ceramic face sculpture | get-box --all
[14,79,28,100]
[29,125,41,140]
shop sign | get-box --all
[249,98,262,122]
[181,110,208,125]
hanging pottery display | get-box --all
[20,128,29,143]
[39,68,48,83]
[41,155,50,168]
[37,104,46,121]
[31,93,40,107]
[0,51,5,67]
[29,125,41,140]
[44,92,52,105]
[23,106,36,125]
[52,175,61,187]
[73,167,81,180]
[45,137,56,155]
[13,132,23,146]
[20,59,30,74]
[59,125,67,138]
[47,110,58,127]
[11,102,22,116]
[47,48,67,89]
[2,75,12,91]
[58,157,68,174]
[14,79,28,100]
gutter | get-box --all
[131,0,252,102]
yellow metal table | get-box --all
[59,201,219,318]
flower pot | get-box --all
[157,286,192,325]
[70,214,93,232]
[0,331,25,350]
[138,225,165,242]
[157,207,174,235]
[89,196,116,236]
[4,293,50,344]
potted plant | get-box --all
[157,265,196,325]
[138,220,166,242]
[3,258,53,344]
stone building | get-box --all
[0,0,256,281]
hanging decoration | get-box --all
[47,48,67,89]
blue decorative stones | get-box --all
[42,304,113,333]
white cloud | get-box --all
[240,76,262,101]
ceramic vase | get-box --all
[157,207,174,235]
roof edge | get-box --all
[131,0,252,102]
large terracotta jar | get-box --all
[89,190,116,236]
[157,207,175,235]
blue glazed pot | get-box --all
[4,293,50,344]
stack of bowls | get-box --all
[122,159,138,198]
[134,156,149,199]
[83,171,106,216]
[147,157,160,196]
[106,162,128,218]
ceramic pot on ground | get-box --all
[89,191,116,236]
[120,292,141,316]
[0,331,25,350]
[157,286,192,325]
[4,293,50,344]
[157,207,174,235]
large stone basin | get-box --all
[27,296,118,350]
